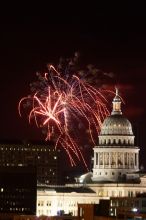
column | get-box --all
[137,153,139,169]
[128,153,130,168]
[126,152,128,168]
[116,152,118,168]
[132,153,134,168]
[99,152,102,166]
[103,152,105,168]
[123,152,125,168]
[109,152,111,168]
[94,151,96,168]
[134,153,137,168]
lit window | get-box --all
[18,164,23,166]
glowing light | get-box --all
[132,207,138,212]
[19,65,110,169]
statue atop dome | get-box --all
[111,87,122,115]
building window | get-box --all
[47,201,51,206]
[98,190,103,196]
[142,200,146,207]
[79,207,83,217]
[119,191,122,197]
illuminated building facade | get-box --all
[37,185,97,216]
[0,141,61,184]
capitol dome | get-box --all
[100,114,133,135]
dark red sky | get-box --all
[0,4,146,167]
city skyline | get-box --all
[0,4,146,168]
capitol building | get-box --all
[37,89,146,217]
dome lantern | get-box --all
[111,87,122,115]
[100,87,133,136]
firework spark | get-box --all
[18,64,110,169]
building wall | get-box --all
[92,147,139,182]
[37,189,99,217]
[37,178,146,217]
[78,204,94,220]
[0,167,37,215]
[0,141,61,184]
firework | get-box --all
[18,61,110,169]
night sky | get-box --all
[0,4,146,168]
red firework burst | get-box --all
[18,65,110,169]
